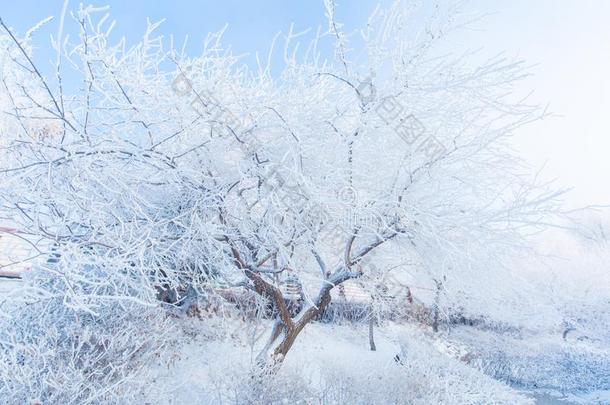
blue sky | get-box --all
[2,0,610,206]
[0,0,379,76]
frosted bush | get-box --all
[0,272,178,403]
[202,355,314,404]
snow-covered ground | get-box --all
[138,316,610,404]
[0,278,19,295]
[1,277,608,404]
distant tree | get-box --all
[569,209,610,246]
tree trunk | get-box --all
[432,278,442,333]
[255,320,283,366]
[368,315,376,351]
[240,249,358,367]
[270,287,333,361]
[432,305,439,333]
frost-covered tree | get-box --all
[0,0,561,379]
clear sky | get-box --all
[2,0,610,208]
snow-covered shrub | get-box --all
[208,361,315,405]
[0,271,178,403]
[454,326,610,395]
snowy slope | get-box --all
[143,320,535,404]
